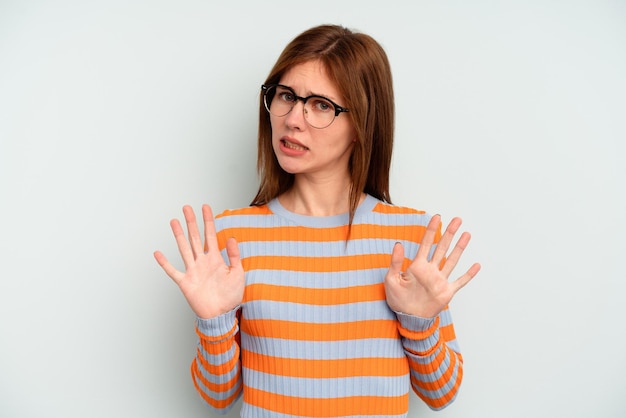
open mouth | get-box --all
[281,139,309,151]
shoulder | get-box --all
[213,204,276,233]
[371,200,426,216]
[366,199,432,227]
[363,199,437,247]
[215,204,273,219]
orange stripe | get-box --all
[216,205,274,217]
[198,336,236,356]
[413,359,463,409]
[196,345,240,375]
[191,362,242,410]
[243,283,385,305]
[372,203,426,215]
[196,321,238,343]
[245,387,409,416]
[191,359,240,393]
[218,223,428,243]
[440,323,457,342]
[397,316,440,343]
[406,337,445,368]
[242,349,408,378]
[241,318,399,341]
[407,340,464,395]
[411,347,459,392]
[243,253,397,272]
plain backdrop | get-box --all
[1,1,625,417]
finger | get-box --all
[171,218,194,269]
[451,262,481,293]
[416,214,441,261]
[153,250,184,283]
[153,250,167,267]
[388,242,405,276]
[439,230,471,276]
[431,217,462,265]
[225,237,242,270]
[202,204,219,254]
[183,205,204,258]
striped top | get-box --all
[191,195,464,417]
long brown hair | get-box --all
[251,24,395,229]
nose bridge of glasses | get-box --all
[288,95,309,118]
[292,94,309,110]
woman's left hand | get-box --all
[384,215,481,318]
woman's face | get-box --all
[270,60,356,181]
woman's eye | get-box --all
[279,92,296,102]
[313,99,332,112]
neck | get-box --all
[279,175,362,217]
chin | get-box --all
[274,156,301,175]
[277,162,301,175]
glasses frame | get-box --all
[261,84,349,129]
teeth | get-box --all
[283,140,308,151]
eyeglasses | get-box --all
[262,84,349,129]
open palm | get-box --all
[384,215,481,318]
[154,205,245,319]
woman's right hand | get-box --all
[154,204,245,319]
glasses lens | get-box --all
[303,97,336,129]
[263,85,338,129]
[264,85,293,117]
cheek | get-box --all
[336,126,358,151]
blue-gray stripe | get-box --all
[243,300,395,323]
[241,332,406,361]
[231,238,420,258]
[193,371,241,401]
[411,357,460,399]
[242,369,410,398]
[195,357,240,384]
[197,339,238,366]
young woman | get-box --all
[154,24,481,417]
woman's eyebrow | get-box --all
[309,91,338,101]
[281,84,339,102]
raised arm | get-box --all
[154,204,245,413]
[384,215,481,409]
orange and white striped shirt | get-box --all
[191,195,464,417]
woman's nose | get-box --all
[284,100,307,130]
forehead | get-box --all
[279,60,342,100]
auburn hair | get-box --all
[251,24,395,229]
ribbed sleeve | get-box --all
[396,309,464,410]
[191,308,243,414]
[189,195,465,417]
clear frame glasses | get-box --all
[262,84,349,129]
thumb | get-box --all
[225,237,242,270]
[389,242,405,276]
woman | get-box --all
[154,24,481,417]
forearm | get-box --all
[191,308,243,414]
[396,308,463,410]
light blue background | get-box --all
[1,1,624,417]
